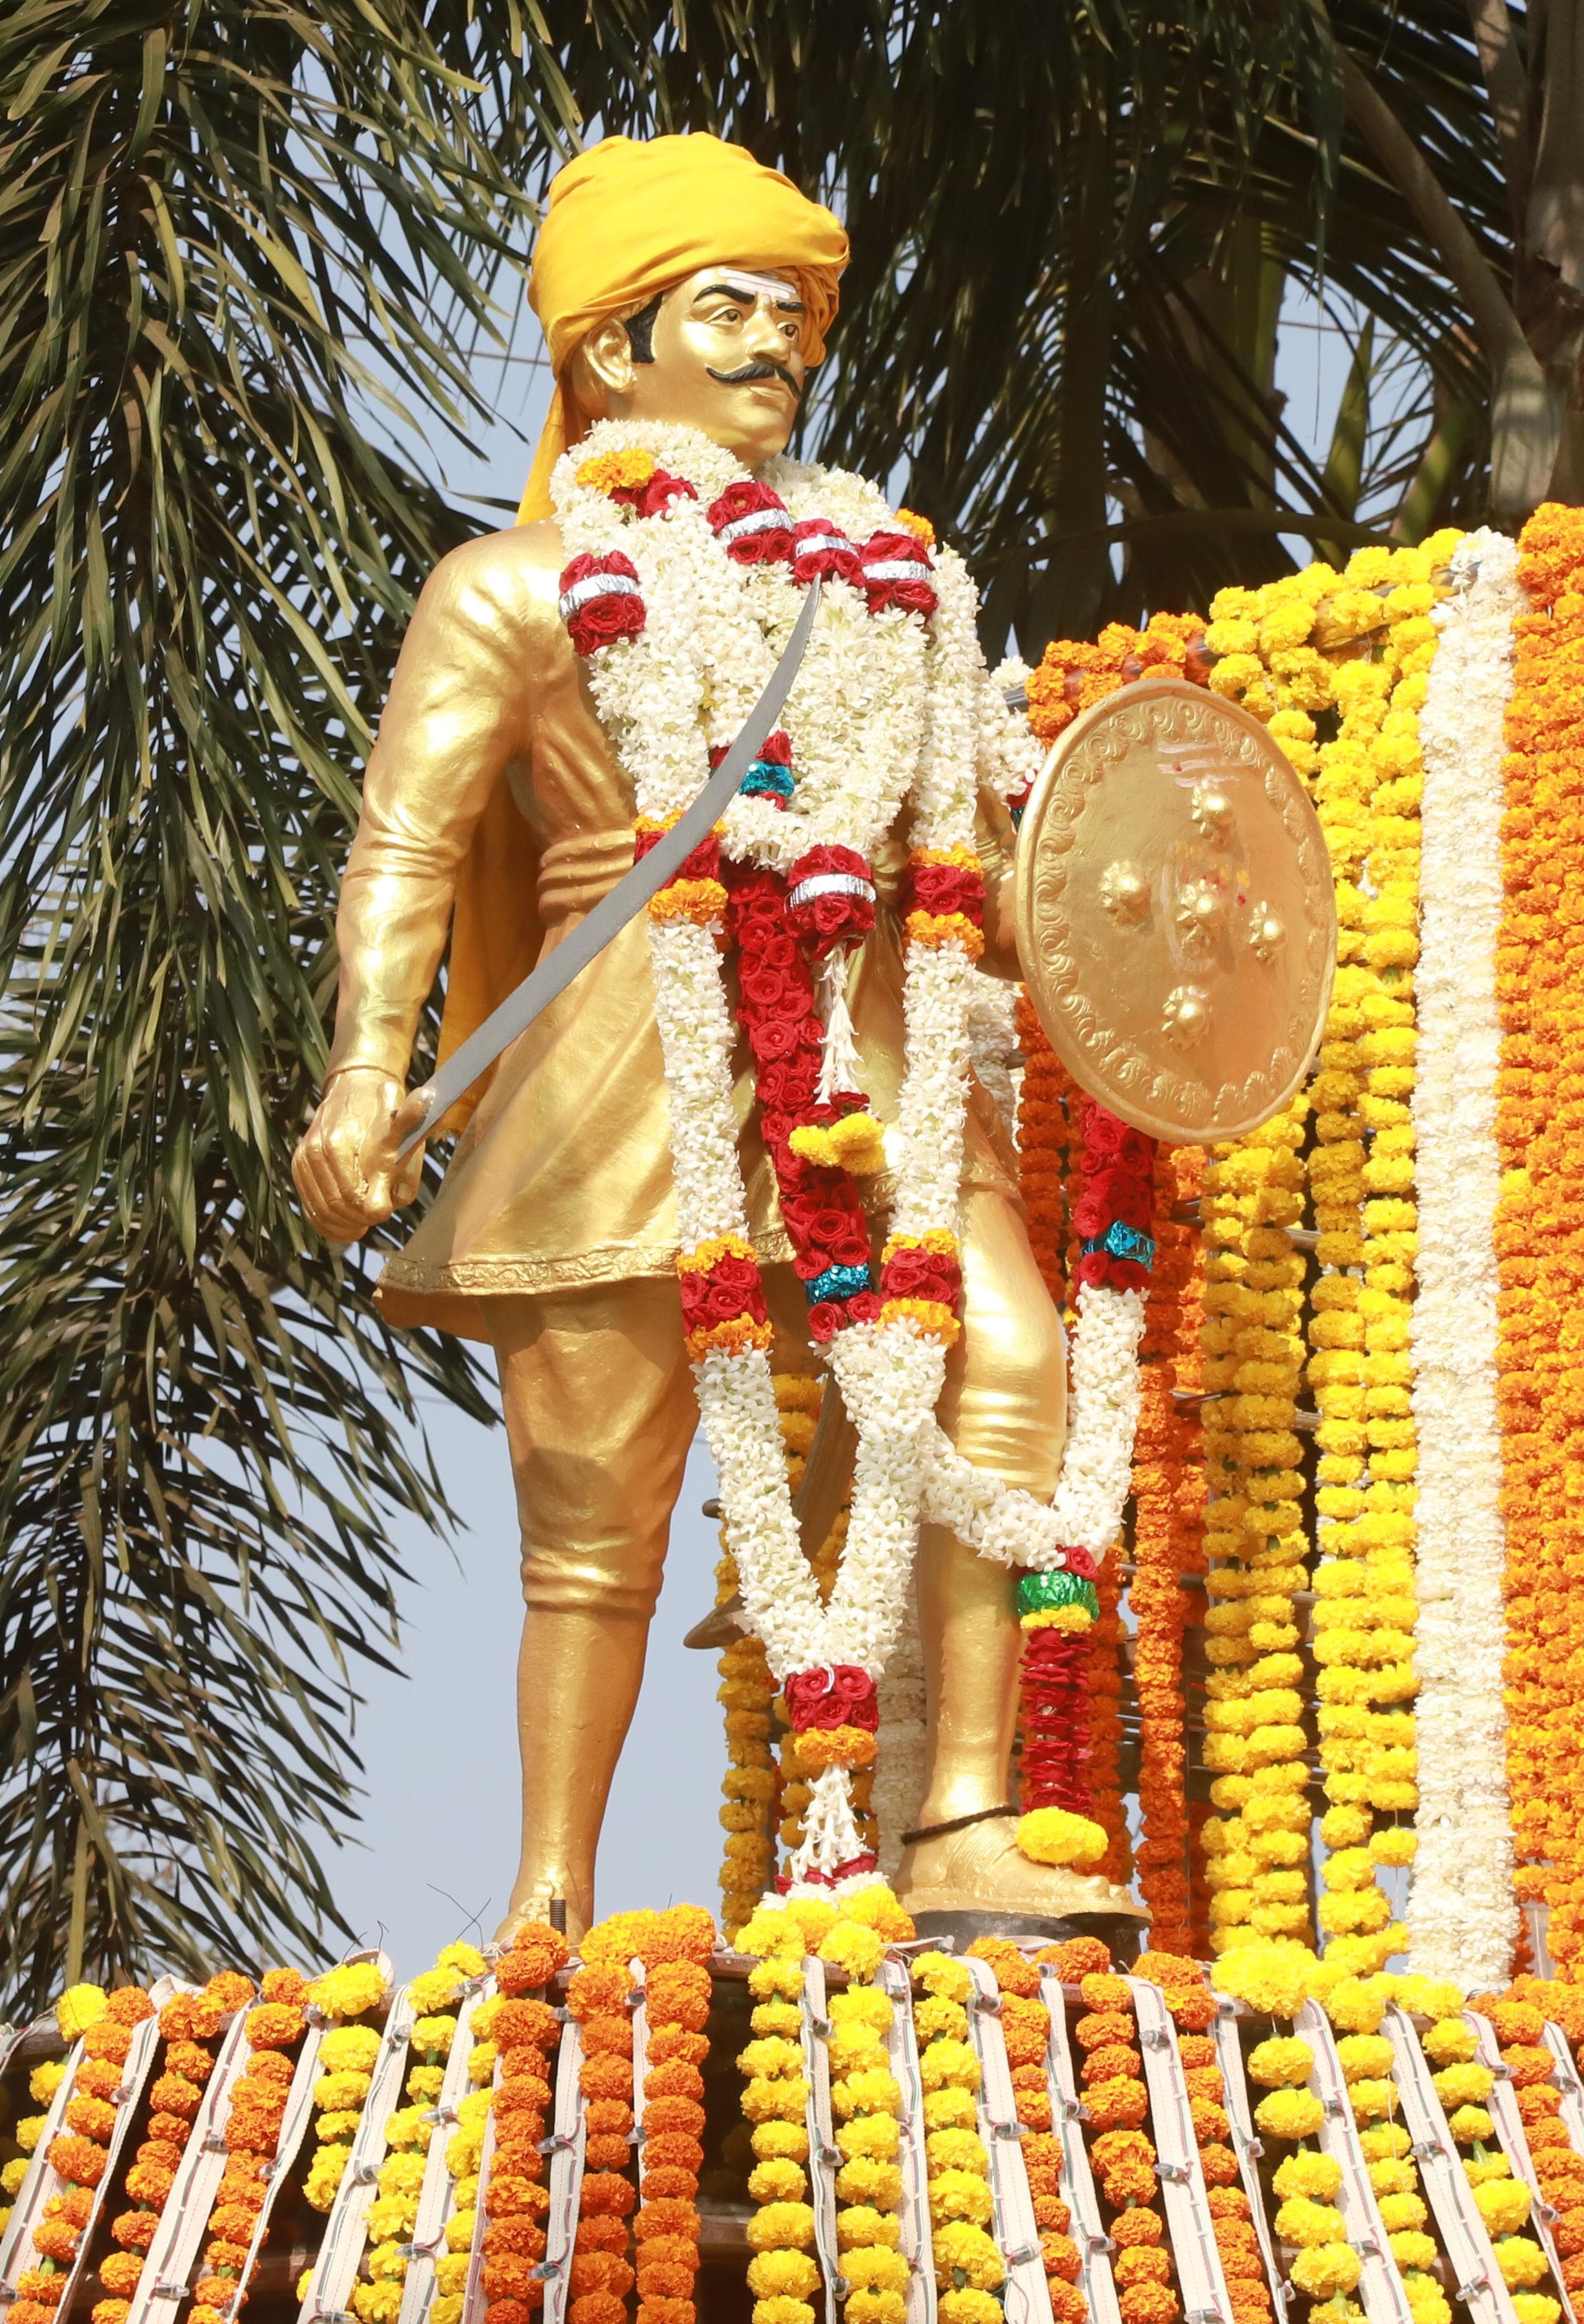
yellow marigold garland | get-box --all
[1197,1101,1314,1952]
[911,1950,1006,2321]
[1204,542,1459,1961]
[352,1944,488,2324]
[735,1887,917,2324]
[302,1962,394,2214]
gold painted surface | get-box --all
[1013,676,1336,1143]
[491,1183,1071,1940]
[312,520,1017,1335]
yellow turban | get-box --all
[515,132,848,523]
[436,137,844,1127]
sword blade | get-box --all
[396,575,822,1157]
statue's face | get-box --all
[575,264,808,467]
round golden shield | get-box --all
[1012,677,1335,1143]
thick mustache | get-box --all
[707,357,800,397]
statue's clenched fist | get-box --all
[292,1066,429,1244]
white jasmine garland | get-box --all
[964,975,1020,1130]
[1406,527,1524,1990]
[551,419,1142,1890]
[920,1285,1147,1567]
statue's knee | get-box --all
[518,1519,665,1624]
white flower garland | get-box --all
[1406,527,1525,1990]
[919,1284,1147,1565]
[551,418,1137,1884]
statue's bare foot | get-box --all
[493,1880,587,1950]
[893,1811,1146,1932]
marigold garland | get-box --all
[1132,1953,1265,2324]
[912,1950,1004,2321]
[10,1984,156,2324]
[301,1962,393,2217]
[1132,1147,1208,1953]
[1483,1977,1584,2304]
[629,1907,717,2324]
[93,1973,254,2324]
[962,1941,1081,2324]
[350,1944,490,2324]
[1204,543,1459,1965]
[735,1884,915,2324]
[183,1969,310,2324]
[1197,1097,1313,1953]
[1496,504,1584,1977]
[1070,1962,1178,2324]
[1430,1989,1564,2324]
[565,1942,640,2324]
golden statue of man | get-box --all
[292,132,1139,1941]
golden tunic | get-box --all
[327,518,1019,1343]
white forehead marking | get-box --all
[711,267,801,307]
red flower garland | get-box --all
[725,865,878,1343]
[1019,1623,1097,1815]
[557,552,645,656]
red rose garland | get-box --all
[724,866,882,1345]
[557,552,645,656]
[1014,1096,1155,1838]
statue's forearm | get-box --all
[325,540,534,1083]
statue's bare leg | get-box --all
[490,1276,697,1943]
[895,1183,1143,1925]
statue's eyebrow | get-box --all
[694,272,806,314]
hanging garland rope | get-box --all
[1496,504,1584,1979]
[1131,1145,1208,1954]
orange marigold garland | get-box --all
[965,1942,1084,2324]
[1024,615,1213,749]
[1071,1962,1179,2324]
[478,1923,567,2324]
[1497,503,1584,1977]
[1132,1953,1268,2324]
[1487,1978,1584,2294]
[95,1973,256,2324]
[14,1986,156,2324]
[565,1946,640,2324]
[183,1970,310,2324]
[1132,1144,1207,1953]
[626,1908,716,2324]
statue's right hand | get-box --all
[292,1068,429,1245]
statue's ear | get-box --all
[567,315,635,417]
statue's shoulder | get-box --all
[421,520,567,644]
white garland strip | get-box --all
[1406,526,1525,1990]
[919,1284,1146,1565]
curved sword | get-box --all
[396,575,822,1158]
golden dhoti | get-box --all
[325,522,1070,1928]
[491,1183,1066,1929]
